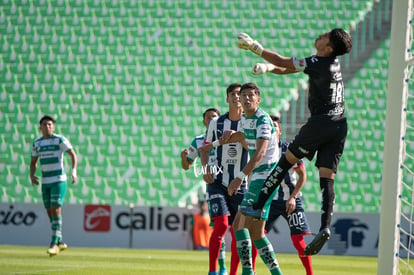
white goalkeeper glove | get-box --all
[238,33,264,56]
[252,63,276,75]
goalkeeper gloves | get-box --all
[252,63,276,75]
[238,33,264,56]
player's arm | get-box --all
[66,148,78,184]
[237,32,298,74]
[200,120,216,184]
[180,149,192,170]
[286,162,307,215]
[30,156,39,185]
[228,138,268,195]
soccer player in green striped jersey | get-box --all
[224,83,283,275]
[30,115,77,256]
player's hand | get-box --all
[286,196,297,215]
[228,178,242,196]
[181,149,189,160]
[238,33,263,56]
[203,170,214,184]
[198,143,213,152]
[31,175,39,186]
[220,130,235,144]
[252,63,276,75]
[71,169,78,184]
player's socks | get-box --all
[218,238,227,275]
[253,236,282,275]
[229,227,239,275]
[51,216,62,245]
[253,155,293,210]
[291,234,313,275]
[209,216,228,273]
[251,241,258,271]
[234,229,253,275]
[319,178,335,230]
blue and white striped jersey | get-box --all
[205,113,249,188]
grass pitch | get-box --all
[0,245,377,274]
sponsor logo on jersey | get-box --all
[84,205,111,232]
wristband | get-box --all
[212,140,221,148]
[72,168,77,177]
[237,171,246,180]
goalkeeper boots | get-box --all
[58,242,68,251]
[47,243,60,256]
[304,228,331,255]
[240,205,262,220]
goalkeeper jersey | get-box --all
[31,133,72,184]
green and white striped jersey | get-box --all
[240,107,279,174]
[31,133,73,184]
[187,133,215,165]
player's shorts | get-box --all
[265,197,311,235]
[41,181,67,208]
[241,173,279,221]
[207,181,245,225]
[288,115,347,173]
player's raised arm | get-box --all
[237,32,296,72]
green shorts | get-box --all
[41,181,67,208]
[241,167,279,221]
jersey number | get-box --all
[330,82,344,104]
[288,212,305,227]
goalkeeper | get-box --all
[237,29,352,255]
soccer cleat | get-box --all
[219,269,228,275]
[47,244,60,256]
[58,242,68,251]
[304,228,331,255]
[240,205,262,220]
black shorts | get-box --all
[207,181,245,225]
[288,115,347,173]
[265,198,311,235]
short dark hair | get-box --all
[203,108,221,119]
[226,83,242,96]
[240,83,260,96]
[270,115,281,128]
[39,115,56,125]
[329,28,352,57]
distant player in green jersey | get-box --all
[30,115,78,256]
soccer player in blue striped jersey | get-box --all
[266,115,313,275]
[225,83,282,275]
[180,108,228,275]
[199,83,251,275]
[30,115,77,256]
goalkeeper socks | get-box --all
[320,178,335,230]
[51,216,63,244]
[218,238,226,272]
[209,216,229,272]
[291,234,313,275]
[253,236,282,275]
[234,229,253,275]
[254,154,293,209]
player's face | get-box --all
[314,32,333,56]
[40,120,55,138]
[240,88,260,115]
[226,88,241,109]
[203,111,219,128]
[272,121,282,137]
